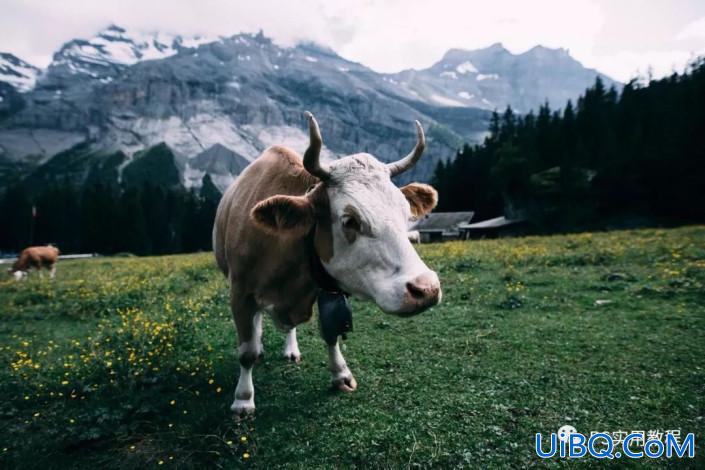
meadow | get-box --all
[1,226,704,468]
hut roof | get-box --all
[458,216,525,230]
[412,212,475,232]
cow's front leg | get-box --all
[282,328,301,363]
[231,295,263,417]
[49,264,56,280]
[328,340,357,392]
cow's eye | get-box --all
[341,215,361,232]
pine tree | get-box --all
[0,185,33,251]
[117,187,150,255]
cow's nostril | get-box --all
[406,282,426,300]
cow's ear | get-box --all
[400,183,438,218]
[251,195,315,236]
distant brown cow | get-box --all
[8,245,60,280]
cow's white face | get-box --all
[320,154,441,315]
[251,153,441,316]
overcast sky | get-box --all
[1,0,704,82]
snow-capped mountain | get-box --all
[58,24,217,67]
[0,27,618,190]
[2,31,481,188]
[0,53,40,92]
[41,24,218,88]
[383,43,618,113]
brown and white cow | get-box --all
[213,112,441,416]
[8,245,60,280]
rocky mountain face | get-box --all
[0,27,617,190]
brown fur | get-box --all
[251,195,315,237]
[213,146,326,332]
[313,191,334,262]
[400,183,438,219]
[11,246,60,273]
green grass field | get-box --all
[1,226,704,468]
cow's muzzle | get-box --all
[396,271,441,316]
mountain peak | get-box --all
[227,30,274,47]
[522,44,571,58]
[252,29,271,44]
[0,52,37,66]
[295,41,339,58]
[486,42,507,52]
[440,42,510,64]
[103,24,127,34]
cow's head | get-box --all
[251,112,441,315]
[7,268,26,281]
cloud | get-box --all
[0,0,701,82]
[676,16,705,40]
[588,49,699,82]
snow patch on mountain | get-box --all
[0,53,40,91]
[430,94,465,107]
[241,124,338,162]
[53,24,218,70]
[183,164,206,189]
[183,114,260,159]
[177,35,218,50]
[456,61,478,74]
[103,111,261,161]
[477,73,499,81]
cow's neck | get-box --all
[309,236,344,293]
[308,226,354,345]
[307,183,342,293]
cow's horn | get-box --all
[303,111,331,181]
[387,120,426,177]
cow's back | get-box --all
[14,246,59,270]
[213,146,317,292]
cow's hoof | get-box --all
[283,352,302,363]
[332,374,357,393]
[231,400,255,419]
